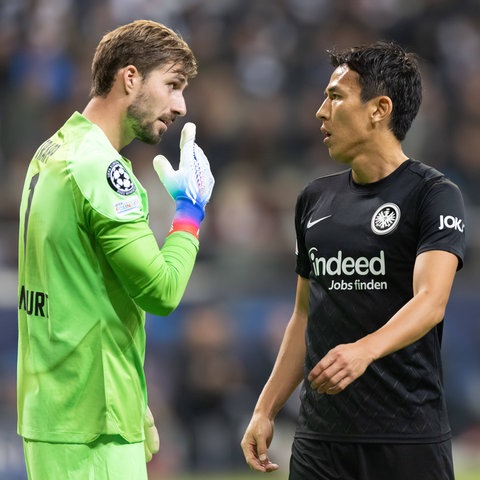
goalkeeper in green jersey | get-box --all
[17,20,214,479]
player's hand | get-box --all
[241,413,279,473]
[153,122,214,209]
[308,342,374,394]
[144,405,160,463]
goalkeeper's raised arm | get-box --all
[94,122,214,316]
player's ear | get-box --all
[120,65,140,95]
[371,95,392,125]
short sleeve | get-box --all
[295,189,311,279]
[416,178,466,270]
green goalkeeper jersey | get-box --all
[18,112,199,443]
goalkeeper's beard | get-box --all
[127,93,165,145]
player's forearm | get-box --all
[358,251,457,360]
[254,311,306,420]
[105,226,199,315]
[358,289,448,361]
[131,231,199,315]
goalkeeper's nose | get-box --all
[171,90,187,117]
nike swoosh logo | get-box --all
[307,214,332,229]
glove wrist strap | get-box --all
[169,197,205,239]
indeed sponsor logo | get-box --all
[309,248,386,277]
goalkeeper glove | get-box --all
[153,122,214,238]
[144,405,160,463]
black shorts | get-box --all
[289,437,454,480]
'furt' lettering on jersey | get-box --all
[18,285,49,318]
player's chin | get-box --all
[155,124,168,143]
[137,129,163,145]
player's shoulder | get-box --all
[406,159,453,185]
[65,113,117,167]
[299,168,350,199]
[405,159,462,196]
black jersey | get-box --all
[294,159,465,443]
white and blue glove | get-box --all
[153,122,214,238]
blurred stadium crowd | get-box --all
[0,0,479,478]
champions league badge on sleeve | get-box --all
[107,161,136,196]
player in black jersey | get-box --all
[241,41,465,480]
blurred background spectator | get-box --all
[0,0,479,478]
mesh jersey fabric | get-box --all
[294,159,466,443]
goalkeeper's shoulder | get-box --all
[69,143,147,223]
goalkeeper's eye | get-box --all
[168,79,185,91]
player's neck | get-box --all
[82,97,132,152]
[351,151,409,185]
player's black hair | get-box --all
[328,41,422,141]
